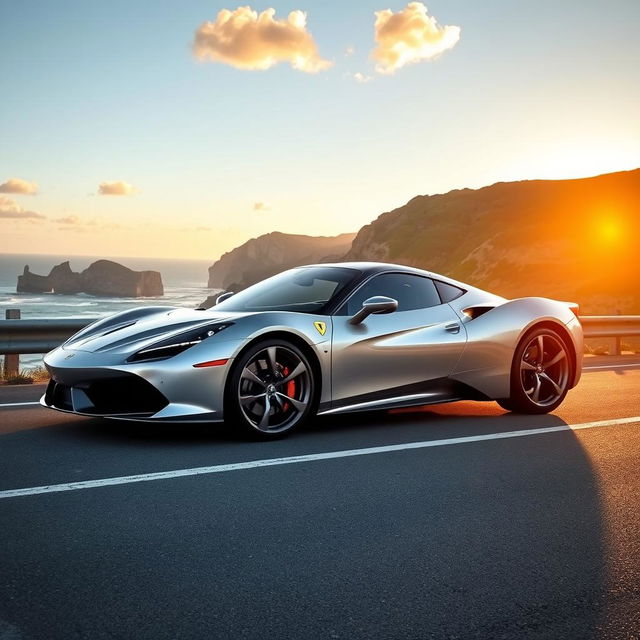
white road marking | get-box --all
[583,364,640,370]
[0,401,41,408]
[1,416,639,500]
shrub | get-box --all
[24,366,50,383]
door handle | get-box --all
[444,322,460,334]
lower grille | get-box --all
[45,374,168,416]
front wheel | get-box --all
[225,339,317,439]
[498,327,572,414]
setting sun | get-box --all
[598,217,623,243]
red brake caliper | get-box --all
[281,367,295,411]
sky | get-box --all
[1,0,639,261]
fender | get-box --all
[450,297,581,399]
[199,311,333,408]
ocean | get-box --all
[0,253,220,370]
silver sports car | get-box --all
[42,262,583,438]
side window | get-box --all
[344,273,441,315]
[434,280,466,303]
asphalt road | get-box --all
[1,356,639,639]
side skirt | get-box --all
[318,378,490,416]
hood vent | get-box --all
[99,321,137,337]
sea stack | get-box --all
[17,266,53,293]
[16,260,164,297]
[81,260,163,297]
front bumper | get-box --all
[42,343,237,423]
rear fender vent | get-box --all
[462,306,495,320]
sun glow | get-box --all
[598,218,623,243]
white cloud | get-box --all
[98,181,137,196]
[51,215,127,232]
[0,177,38,195]
[373,2,460,74]
[193,6,331,73]
[353,72,372,83]
[53,215,81,225]
[0,195,45,219]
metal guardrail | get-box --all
[1,310,639,377]
[0,317,100,355]
[0,310,102,378]
[577,316,640,338]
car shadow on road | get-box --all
[43,400,569,446]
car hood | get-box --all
[64,308,249,354]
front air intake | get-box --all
[45,374,168,416]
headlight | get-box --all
[127,323,232,363]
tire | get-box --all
[496,398,514,412]
[502,326,572,414]
[225,338,317,439]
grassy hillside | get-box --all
[344,170,640,313]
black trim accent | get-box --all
[45,379,73,411]
[328,377,490,412]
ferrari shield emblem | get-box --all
[313,321,326,336]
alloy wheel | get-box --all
[237,345,311,433]
[520,333,569,407]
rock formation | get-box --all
[17,260,163,297]
[208,231,356,291]
[17,266,52,293]
[48,261,82,294]
[80,260,163,297]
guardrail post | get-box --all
[613,309,621,355]
[3,309,20,379]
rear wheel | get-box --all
[498,327,571,414]
[226,339,316,439]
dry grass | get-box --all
[0,365,49,385]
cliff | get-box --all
[17,260,164,297]
[343,169,640,314]
[208,231,356,291]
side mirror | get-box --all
[349,296,398,325]
[216,291,235,305]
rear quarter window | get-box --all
[434,280,466,303]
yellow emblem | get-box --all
[313,321,327,336]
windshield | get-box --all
[213,266,360,314]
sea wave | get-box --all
[3,297,46,304]
[49,301,99,307]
